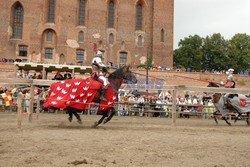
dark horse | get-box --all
[208,82,250,126]
[66,66,137,127]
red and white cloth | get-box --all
[43,78,117,111]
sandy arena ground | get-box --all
[0,112,250,167]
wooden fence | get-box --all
[0,78,250,128]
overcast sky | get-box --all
[174,0,250,49]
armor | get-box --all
[91,50,109,101]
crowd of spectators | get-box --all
[117,90,215,119]
[17,70,43,79]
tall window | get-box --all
[136,4,142,30]
[13,4,23,39]
[108,0,114,28]
[138,35,142,46]
[120,52,127,65]
[109,33,114,45]
[79,0,85,25]
[19,45,27,57]
[45,48,53,59]
[76,49,84,61]
[47,31,53,42]
[161,29,165,42]
[78,31,84,42]
[48,0,55,22]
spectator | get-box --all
[37,72,43,79]
[137,96,145,117]
[53,71,64,80]
[32,73,37,79]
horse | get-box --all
[207,82,250,126]
[43,66,137,127]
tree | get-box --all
[202,33,229,71]
[174,35,203,71]
[228,33,250,72]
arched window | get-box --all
[120,52,127,65]
[79,0,85,25]
[136,3,142,30]
[76,49,84,61]
[78,31,84,42]
[47,31,53,42]
[48,0,55,22]
[161,29,165,42]
[108,0,114,28]
[45,48,53,59]
[109,33,114,45]
[138,35,142,46]
[13,3,23,39]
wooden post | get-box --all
[72,68,75,78]
[42,67,46,79]
[17,92,23,128]
[28,85,35,122]
[172,87,177,125]
[36,97,40,119]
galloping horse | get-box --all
[44,66,137,127]
[208,82,250,126]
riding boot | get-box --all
[100,89,107,101]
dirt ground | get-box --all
[0,112,250,167]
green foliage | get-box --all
[174,33,250,72]
[137,55,153,68]
[174,35,203,71]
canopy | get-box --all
[14,62,92,74]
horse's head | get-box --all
[207,82,221,103]
[120,65,137,84]
[207,82,220,88]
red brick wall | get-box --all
[0,0,174,67]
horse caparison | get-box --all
[66,65,137,126]
[207,82,250,126]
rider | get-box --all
[91,50,109,101]
[222,69,236,107]
[224,69,236,88]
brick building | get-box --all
[0,0,174,67]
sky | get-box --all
[174,0,250,49]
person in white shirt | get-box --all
[137,96,145,116]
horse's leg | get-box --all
[72,111,82,124]
[103,107,116,124]
[247,112,250,125]
[213,112,218,125]
[234,113,241,123]
[93,110,107,127]
[222,116,231,126]
[68,109,73,122]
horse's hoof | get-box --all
[92,122,99,128]
[77,120,82,124]
[103,119,108,124]
[68,117,72,122]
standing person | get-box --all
[91,50,109,101]
[138,96,145,117]
[25,91,30,113]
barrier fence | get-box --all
[0,78,250,128]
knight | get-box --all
[91,50,110,101]
[224,69,236,88]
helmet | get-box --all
[227,74,233,81]
[96,50,103,58]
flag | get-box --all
[1,91,13,106]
